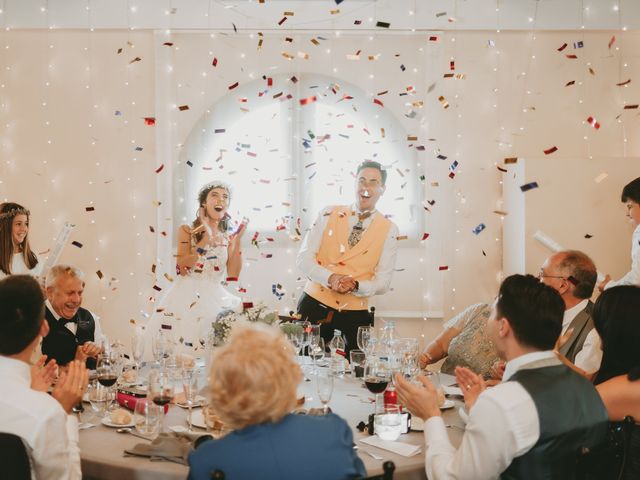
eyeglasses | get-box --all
[537,270,566,280]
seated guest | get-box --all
[0,275,88,479]
[188,323,366,480]
[584,286,640,479]
[538,250,601,374]
[396,274,608,480]
[0,202,42,280]
[419,303,499,379]
[41,265,103,368]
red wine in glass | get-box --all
[98,375,118,387]
[152,395,173,406]
[365,377,388,394]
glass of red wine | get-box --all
[148,370,175,432]
[364,360,390,414]
[96,354,118,414]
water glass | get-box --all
[131,327,145,372]
[374,404,402,441]
[316,371,334,414]
[349,350,366,378]
[357,326,374,354]
[87,380,109,416]
[134,399,161,438]
[308,338,325,374]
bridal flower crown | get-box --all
[0,207,30,221]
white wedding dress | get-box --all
[144,239,240,360]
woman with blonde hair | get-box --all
[0,202,42,280]
[187,323,366,480]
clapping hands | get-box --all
[328,274,357,294]
[394,373,441,420]
[75,342,103,363]
[455,366,486,410]
[30,355,57,392]
[52,360,89,414]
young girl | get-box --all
[0,202,42,280]
[145,181,246,358]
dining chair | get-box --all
[209,470,225,479]
[360,460,395,480]
[0,432,31,480]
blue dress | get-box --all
[188,413,366,480]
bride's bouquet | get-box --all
[212,302,280,345]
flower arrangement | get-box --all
[213,302,280,345]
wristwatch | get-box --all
[354,280,360,291]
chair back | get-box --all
[210,470,225,479]
[0,432,31,480]
[360,460,395,480]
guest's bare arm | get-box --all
[419,327,461,368]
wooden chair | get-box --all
[210,470,225,480]
[0,432,31,480]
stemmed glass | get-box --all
[308,338,325,375]
[316,370,334,414]
[357,326,374,354]
[296,320,312,360]
[96,354,118,412]
[182,370,198,432]
[364,360,391,414]
[148,369,175,433]
[131,327,145,378]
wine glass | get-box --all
[357,326,374,354]
[148,369,175,432]
[131,327,145,376]
[308,338,325,375]
[182,370,198,432]
[96,354,118,412]
[364,360,390,414]
[296,320,311,358]
[316,371,334,414]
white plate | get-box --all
[101,417,135,428]
[175,395,206,409]
[440,399,455,410]
[190,410,208,430]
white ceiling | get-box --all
[1,0,639,32]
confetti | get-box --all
[376,21,390,28]
[608,36,616,49]
[438,266,449,271]
[586,116,600,130]
[617,79,631,86]
[520,182,539,192]
[565,54,578,59]
[96,270,103,279]
[85,206,95,212]
[163,42,173,47]
[594,172,608,183]
[557,43,568,52]
[178,105,189,111]
[421,233,430,241]
[497,166,508,173]
[588,67,596,76]
[228,82,239,90]
[624,104,639,109]
[129,57,142,64]
[373,98,384,107]
[493,210,509,216]
[565,80,576,87]
[143,117,156,126]
[584,234,593,239]
[278,17,287,26]
[155,164,165,174]
[438,96,449,109]
[472,223,486,235]
[504,157,518,164]
[573,41,584,49]
[299,95,317,106]
[212,57,218,67]
[428,36,440,42]
[543,146,558,155]
[72,241,83,248]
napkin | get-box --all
[359,436,422,457]
[124,432,212,464]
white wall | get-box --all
[1,29,638,351]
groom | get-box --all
[296,161,399,354]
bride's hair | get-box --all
[191,181,231,243]
[0,202,38,276]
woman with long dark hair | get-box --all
[145,181,246,358]
[0,202,42,280]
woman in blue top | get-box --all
[188,322,366,480]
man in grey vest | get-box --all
[538,250,601,374]
[396,274,607,479]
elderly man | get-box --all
[296,160,399,354]
[0,275,88,479]
[538,250,601,374]
[396,274,608,480]
[41,265,103,368]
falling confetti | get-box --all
[543,146,558,155]
[520,182,539,192]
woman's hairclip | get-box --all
[0,207,30,221]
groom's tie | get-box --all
[348,211,372,248]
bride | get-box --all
[145,181,246,358]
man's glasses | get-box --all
[537,270,566,280]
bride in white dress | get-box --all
[145,181,246,359]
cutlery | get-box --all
[116,428,153,441]
[364,451,383,461]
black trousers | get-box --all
[296,293,373,357]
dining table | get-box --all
[79,365,465,480]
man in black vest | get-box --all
[396,274,608,480]
[41,265,103,369]
[538,250,601,374]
